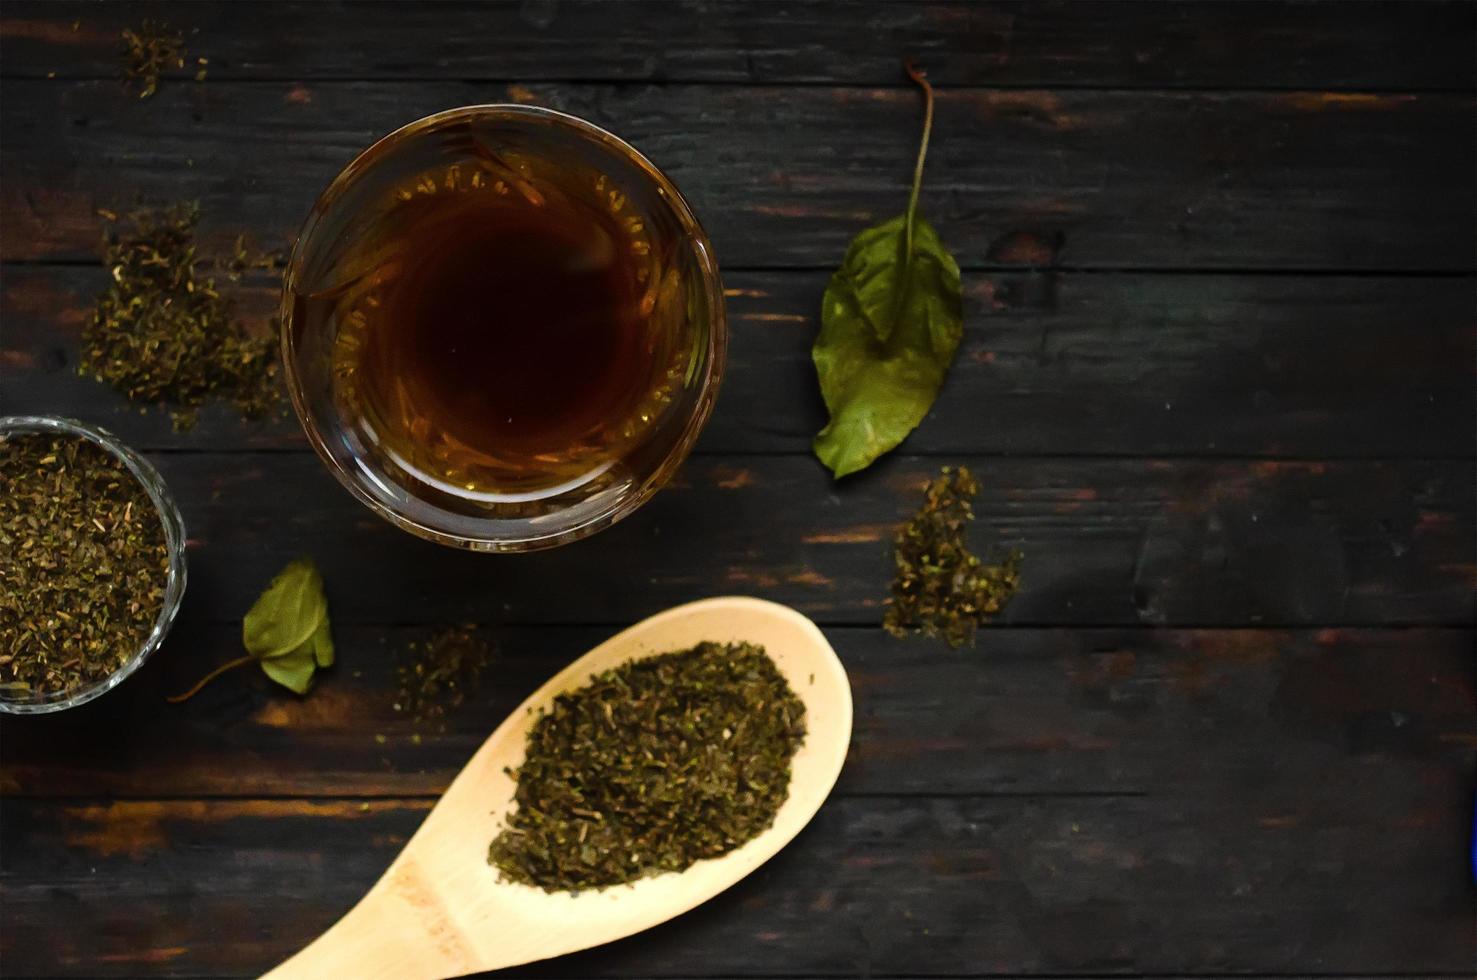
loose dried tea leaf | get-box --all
[884,466,1022,647]
[218,233,286,284]
[168,558,332,702]
[488,641,806,892]
[812,63,962,477]
[81,203,282,431]
[120,20,185,99]
[0,433,170,701]
[395,626,493,732]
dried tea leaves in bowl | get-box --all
[488,641,807,892]
[0,433,170,700]
[884,466,1022,647]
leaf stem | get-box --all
[902,61,936,264]
[166,653,256,704]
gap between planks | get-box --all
[6,971,1475,980]
[2,71,1476,97]
[0,790,1155,803]
[4,258,1475,278]
[119,449,1477,463]
[91,617,1477,630]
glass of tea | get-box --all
[282,105,725,551]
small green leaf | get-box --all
[813,215,961,477]
[169,557,334,703]
[242,558,326,659]
[307,617,334,668]
[260,645,316,695]
[812,64,962,478]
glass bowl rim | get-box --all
[279,103,727,553]
[0,415,188,714]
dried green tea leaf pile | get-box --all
[0,433,170,700]
[82,203,281,431]
[885,466,1022,647]
[121,20,189,98]
[396,626,494,732]
[488,641,806,892]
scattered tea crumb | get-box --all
[121,20,185,99]
[395,626,493,731]
[488,641,806,892]
[219,233,286,283]
[0,433,170,701]
[884,466,1021,647]
[81,203,282,431]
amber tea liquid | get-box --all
[299,160,682,499]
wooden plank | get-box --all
[94,452,1477,627]
[1,626,1471,799]
[3,81,1473,270]
[5,266,1474,458]
[2,791,1470,977]
[3,1,1474,90]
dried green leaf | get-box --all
[260,645,316,695]
[813,64,961,478]
[171,558,332,702]
[242,558,327,659]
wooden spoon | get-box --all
[264,597,852,979]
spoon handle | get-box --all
[261,867,478,980]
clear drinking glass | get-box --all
[0,416,188,714]
[281,105,726,552]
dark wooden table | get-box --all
[2,2,1475,977]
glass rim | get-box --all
[0,415,188,714]
[280,103,727,552]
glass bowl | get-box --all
[0,416,188,714]
[281,104,726,552]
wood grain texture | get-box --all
[2,791,1472,978]
[2,1,1474,90]
[5,266,1474,457]
[3,80,1473,270]
[1,626,1471,799]
[57,451,1468,628]
[2,5,1474,978]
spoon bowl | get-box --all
[265,597,852,979]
